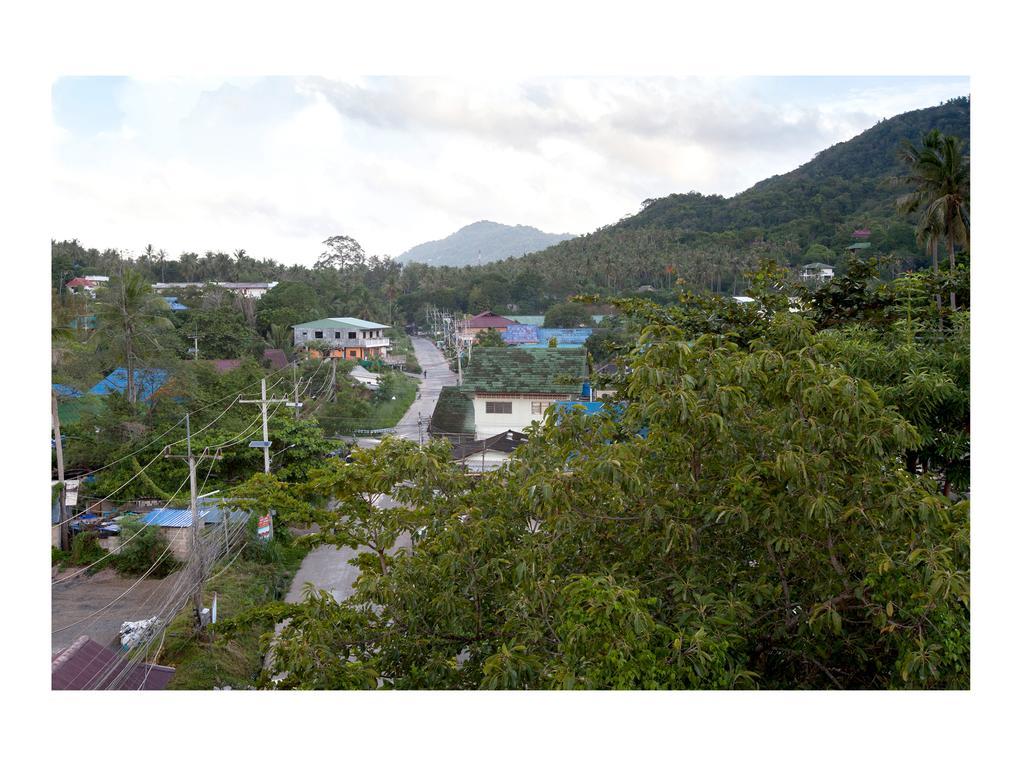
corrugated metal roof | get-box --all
[292,317,390,330]
[141,507,211,527]
[501,324,539,344]
[52,635,174,690]
[536,328,593,345]
[263,349,289,370]
[468,311,513,329]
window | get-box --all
[314,331,323,339]
[349,331,357,339]
[486,401,513,414]
[335,331,341,339]
[531,401,543,415]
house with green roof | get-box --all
[455,346,588,439]
[291,316,391,361]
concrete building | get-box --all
[458,347,588,439]
[800,262,835,281]
[292,317,391,361]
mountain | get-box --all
[396,221,575,267]
[460,97,970,298]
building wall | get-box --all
[472,394,560,439]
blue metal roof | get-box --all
[88,368,169,401]
[501,324,539,344]
[141,507,211,527]
[140,504,248,527]
[53,383,82,398]
[536,328,594,345]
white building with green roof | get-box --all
[292,317,391,361]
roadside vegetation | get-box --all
[159,525,305,690]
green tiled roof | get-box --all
[462,347,587,394]
[292,316,390,330]
[430,386,476,436]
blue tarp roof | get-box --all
[161,296,188,311]
[53,383,82,398]
[88,368,169,401]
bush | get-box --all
[68,531,104,567]
[113,516,181,578]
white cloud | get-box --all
[51,76,969,266]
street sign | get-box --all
[249,440,272,449]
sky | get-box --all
[51,75,969,266]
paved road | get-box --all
[280,338,452,613]
[391,336,458,442]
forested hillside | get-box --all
[51,98,969,320]
[396,220,574,267]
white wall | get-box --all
[472,396,559,439]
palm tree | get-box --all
[92,268,173,404]
[897,129,970,313]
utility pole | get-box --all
[240,378,300,474]
[187,321,199,361]
[51,390,68,551]
[329,357,337,403]
[292,363,302,421]
[163,413,222,630]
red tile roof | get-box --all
[52,635,175,690]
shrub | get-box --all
[113,516,180,577]
[68,531,105,567]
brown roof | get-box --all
[468,311,513,329]
[52,635,175,690]
[263,348,289,370]
[208,359,243,373]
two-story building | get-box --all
[292,317,391,361]
[458,346,588,439]
[800,262,835,281]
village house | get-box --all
[64,275,110,297]
[455,346,589,439]
[292,317,391,361]
[465,310,514,340]
[800,262,835,281]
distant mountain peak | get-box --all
[397,221,575,267]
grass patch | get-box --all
[366,373,418,428]
[386,327,421,373]
[158,530,305,690]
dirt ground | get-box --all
[51,568,180,655]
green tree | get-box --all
[92,269,174,404]
[897,129,970,312]
[476,328,506,347]
[224,293,968,690]
[543,302,592,328]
